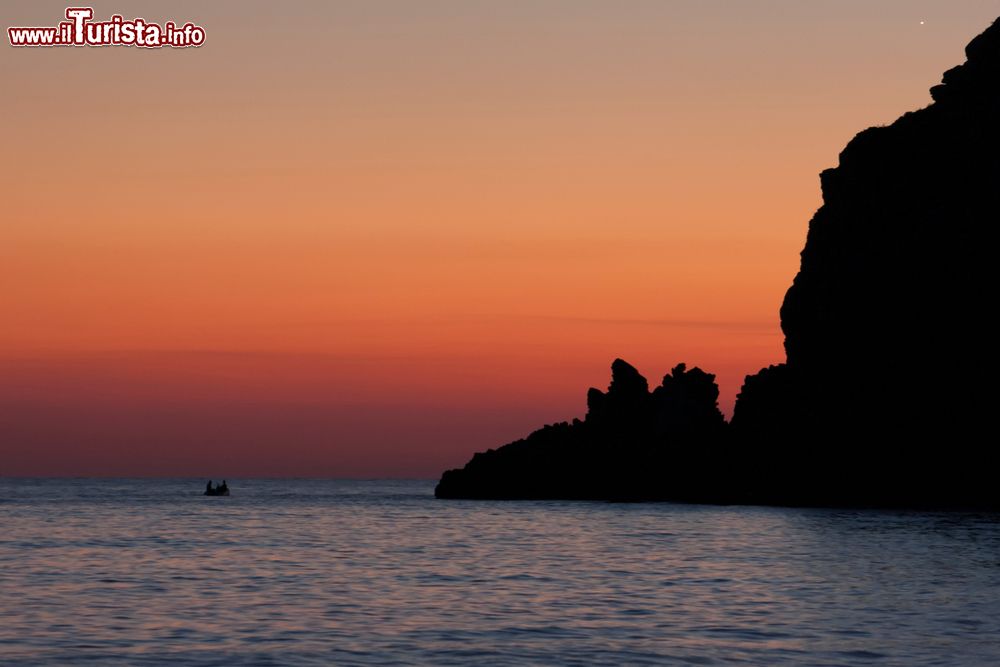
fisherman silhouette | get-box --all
[206,480,214,494]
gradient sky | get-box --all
[3,1,998,477]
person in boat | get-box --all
[219,480,228,494]
[206,480,214,495]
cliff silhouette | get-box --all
[436,18,1000,508]
[436,360,731,500]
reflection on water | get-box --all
[1,479,999,665]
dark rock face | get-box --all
[434,360,729,500]
[437,18,1000,508]
[732,17,1000,508]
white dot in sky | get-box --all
[920,21,926,25]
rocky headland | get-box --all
[436,18,1000,508]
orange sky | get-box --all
[3,1,998,476]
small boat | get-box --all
[204,481,230,496]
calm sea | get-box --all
[1,479,998,666]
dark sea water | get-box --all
[1,479,999,666]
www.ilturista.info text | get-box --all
[8,7,205,48]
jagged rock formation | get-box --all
[437,18,1000,508]
[435,360,730,500]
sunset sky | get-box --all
[3,1,998,477]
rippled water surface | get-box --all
[2,479,999,665]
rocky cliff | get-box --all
[731,17,999,507]
[435,360,730,500]
[437,18,1000,507]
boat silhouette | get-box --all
[204,480,230,496]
